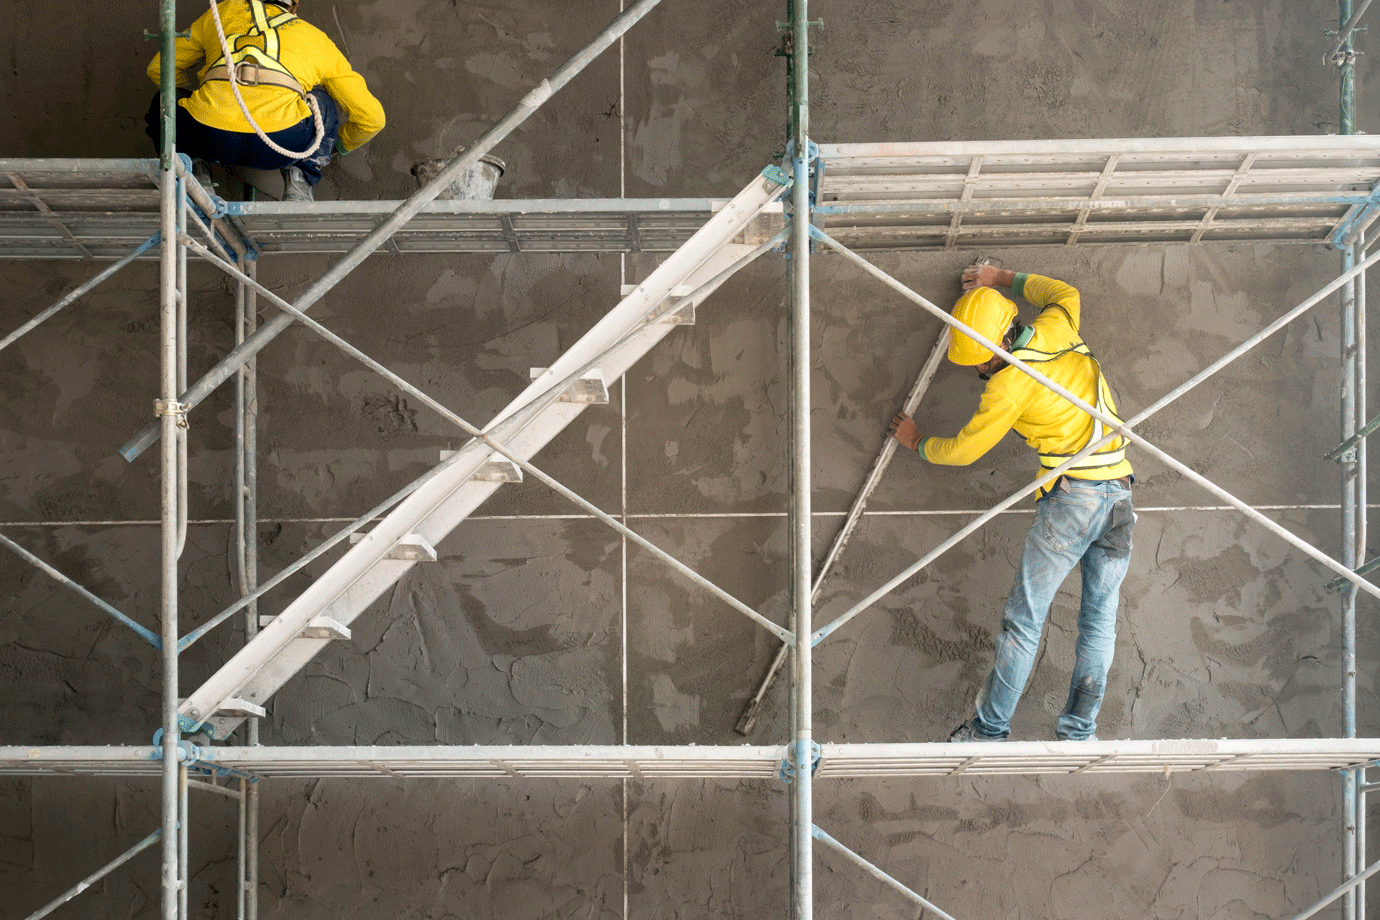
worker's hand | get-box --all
[333,139,349,157]
[961,263,1013,291]
[889,412,923,452]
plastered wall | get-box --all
[3,1,1380,917]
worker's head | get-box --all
[948,286,1018,369]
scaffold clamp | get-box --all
[778,740,822,783]
[154,398,190,429]
[762,164,793,188]
[1330,184,1380,250]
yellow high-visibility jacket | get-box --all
[146,1,385,153]
[921,273,1134,490]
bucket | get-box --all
[411,147,505,200]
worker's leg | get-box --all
[288,89,342,184]
[970,485,1095,737]
[1056,483,1135,740]
[144,90,218,162]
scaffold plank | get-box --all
[814,135,1380,249]
[6,138,1380,259]
[0,159,734,258]
[3,740,1377,780]
[226,199,727,255]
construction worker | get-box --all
[144,0,385,202]
[889,264,1135,742]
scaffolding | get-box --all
[4,1,1380,919]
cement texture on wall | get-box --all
[3,0,1380,917]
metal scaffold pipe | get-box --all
[121,0,665,464]
[811,826,959,920]
[0,233,159,356]
[155,2,180,918]
[0,532,161,648]
[787,1,813,918]
[1338,5,1363,916]
[23,829,162,920]
[1329,0,1376,64]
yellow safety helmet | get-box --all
[948,287,1018,366]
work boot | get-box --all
[281,166,313,202]
[947,719,1009,742]
[191,158,213,189]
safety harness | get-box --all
[202,0,305,97]
[1008,329,1129,475]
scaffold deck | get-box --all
[4,739,1377,780]
[7,135,1380,259]
[814,135,1380,249]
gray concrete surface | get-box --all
[3,0,1380,917]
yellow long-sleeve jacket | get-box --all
[146,1,385,153]
[920,273,1133,491]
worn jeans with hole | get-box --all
[971,478,1135,740]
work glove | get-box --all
[888,412,923,452]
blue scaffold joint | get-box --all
[782,139,820,165]
[1331,186,1380,250]
[778,740,822,783]
[762,164,793,188]
[179,713,216,738]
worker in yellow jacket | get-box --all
[145,0,385,202]
[890,264,1136,742]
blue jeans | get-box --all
[971,478,1135,740]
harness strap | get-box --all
[202,62,304,94]
[202,0,305,97]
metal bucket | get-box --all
[411,147,506,200]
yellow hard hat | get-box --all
[948,287,1018,366]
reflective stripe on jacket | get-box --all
[921,273,1134,490]
[146,0,385,152]
[201,0,304,96]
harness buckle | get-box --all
[234,61,264,87]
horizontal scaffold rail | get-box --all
[223,198,742,255]
[0,157,744,258]
[3,739,1377,780]
[814,135,1380,249]
[8,136,1380,258]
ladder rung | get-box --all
[216,697,266,719]
[257,614,352,640]
[346,532,437,562]
[528,368,609,404]
[621,284,696,324]
[442,453,524,482]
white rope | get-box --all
[206,0,325,160]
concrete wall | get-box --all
[3,0,1380,917]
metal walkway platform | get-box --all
[814,135,1380,249]
[5,739,1377,780]
[224,198,734,255]
[8,136,1380,259]
[0,157,735,258]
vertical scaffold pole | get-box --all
[786,1,812,918]
[1355,235,1368,918]
[238,258,262,920]
[156,1,181,918]
[1339,4,1360,917]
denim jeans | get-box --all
[971,478,1135,740]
